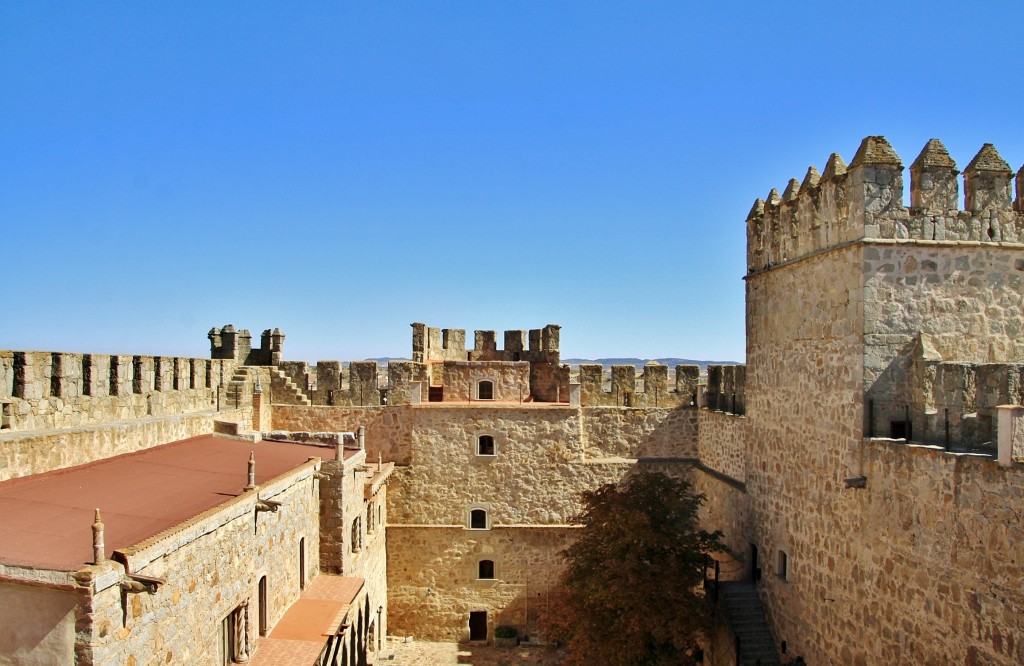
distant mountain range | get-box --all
[561,358,742,370]
[357,357,742,370]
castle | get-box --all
[0,135,1022,665]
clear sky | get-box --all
[2,2,1022,363]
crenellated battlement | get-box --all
[866,334,1024,451]
[0,350,232,432]
[577,363,699,408]
[208,324,284,365]
[747,136,1024,272]
[704,364,746,416]
[411,322,560,363]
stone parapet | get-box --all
[0,350,231,433]
[578,363,698,407]
[746,137,1024,273]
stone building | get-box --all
[0,134,1022,665]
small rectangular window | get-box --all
[477,435,495,456]
[479,560,495,579]
[778,550,788,580]
[477,381,494,400]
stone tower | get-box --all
[741,136,1024,663]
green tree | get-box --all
[551,470,722,665]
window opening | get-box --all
[889,420,907,440]
[470,508,488,530]
[50,353,61,398]
[220,612,235,666]
[778,550,788,580]
[82,355,92,396]
[351,518,362,552]
[477,380,494,400]
[299,537,306,589]
[477,435,495,456]
[478,560,495,579]
[258,576,268,636]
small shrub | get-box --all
[495,625,518,639]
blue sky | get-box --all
[2,2,1022,362]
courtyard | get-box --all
[382,639,564,665]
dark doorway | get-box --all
[428,387,444,402]
[750,543,760,582]
[469,611,487,641]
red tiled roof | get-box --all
[249,574,364,666]
[0,435,330,571]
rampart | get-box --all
[208,325,284,365]
[577,363,699,408]
[746,137,1024,273]
[407,323,567,403]
[0,350,234,432]
[724,135,1024,664]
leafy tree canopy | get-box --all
[551,470,722,666]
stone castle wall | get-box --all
[440,361,532,403]
[696,409,747,483]
[381,401,697,639]
[863,242,1024,444]
[0,350,235,433]
[387,526,574,642]
[318,449,391,650]
[79,460,322,666]
[271,405,413,464]
[852,441,1024,663]
[0,412,215,482]
[578,363,699,408]
[580,405,698,459]
[743,245,866,663]
[729,136,1024,664]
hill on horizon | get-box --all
[350,357,743,370]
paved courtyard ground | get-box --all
[381,639,564,665]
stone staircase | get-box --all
[222,367,254,410]
[268,367,312,406]
[719,581,781,666]
[221,366,312,408]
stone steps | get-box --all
[268,368,312,406]
[719,581,781,666]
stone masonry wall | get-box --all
[0,351,234,433]
[863,242,1024,441]
[580,405,698,459]
[692,469,749,567]
[0,582,78,666]
[271,405,413,464]
[318,449,391,648]
[849,441,1024,664]
[388,406,638,526]
[384,401,701,639]
[0,412,215,482]
[387,526,576,642]
[743,245,865,663]
[81,461,321,666]
[697,409,748,483]
[440,361,531,403]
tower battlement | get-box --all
[411,323,560,363]
[746,136,1024,272]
